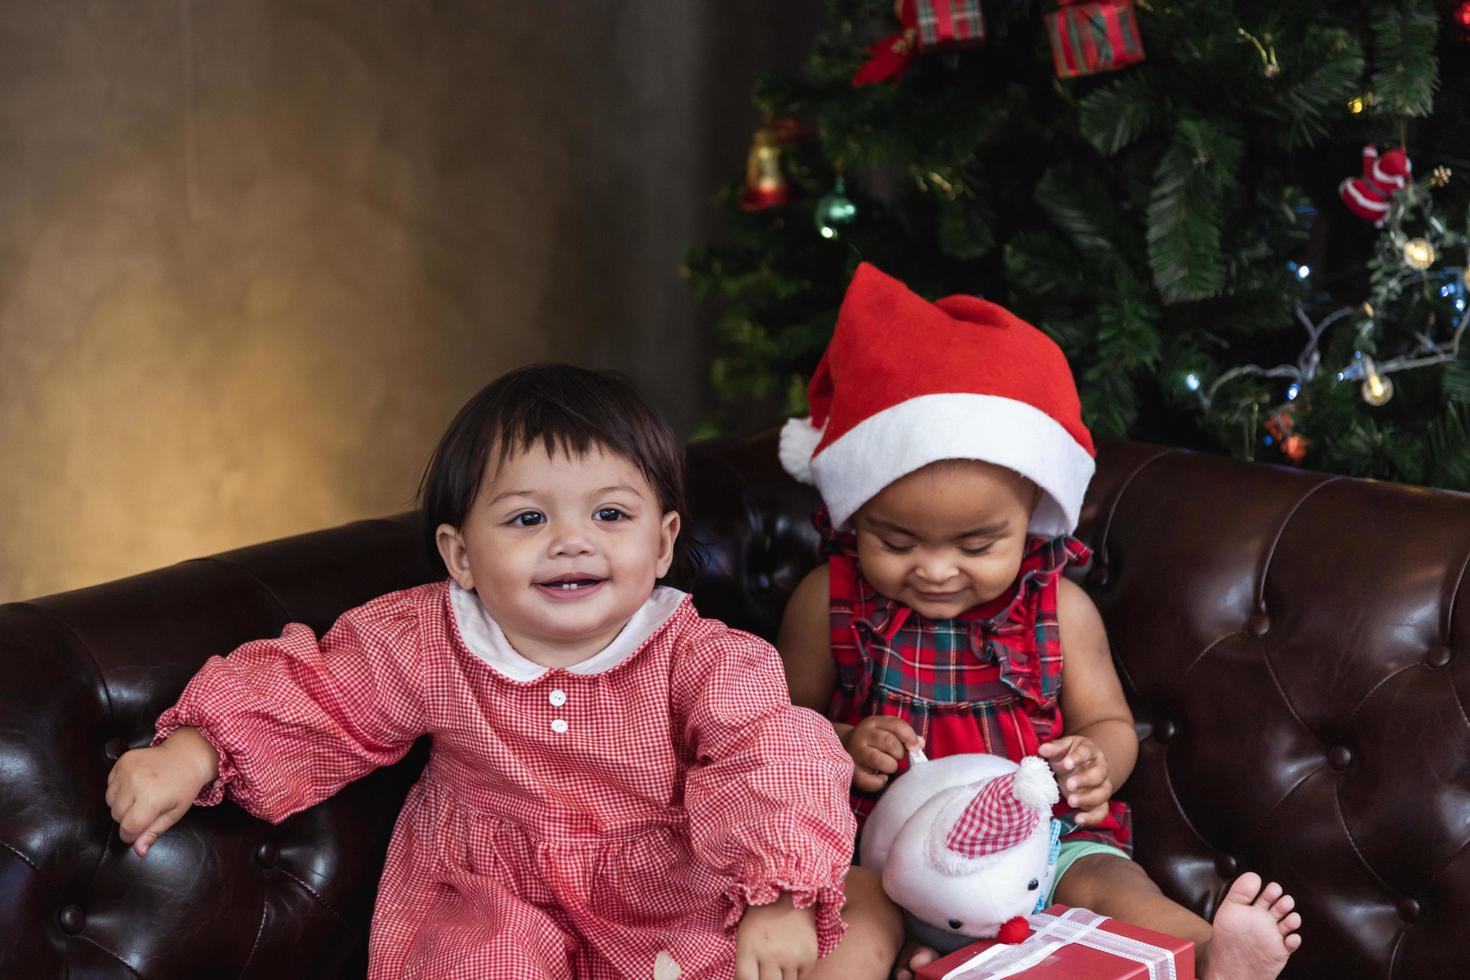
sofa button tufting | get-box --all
[1327,745,1352,770]
[58,904,85,934]
[102,738,129,761]
[1427,645,1453,669]
[1085,566,1109,589]
[1155,719,1177,743]
[1398,897,1421,921]
[256,842,279,868]
[1215,854,1238,877]
[1245,613,1271,638]
[753,573,772,593]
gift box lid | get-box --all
[916,905,1195,980]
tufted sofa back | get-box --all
[2,433,1467,977]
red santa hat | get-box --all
[945,757,1059,859]
[779,263,1095,535]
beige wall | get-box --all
[0,0,820,601]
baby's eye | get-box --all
[880,540,914,554]
[960,543,994,557]
[594,507,627,522]
[509,511,545,528]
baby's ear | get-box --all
[435,523,475,590]
[655,511,681,578]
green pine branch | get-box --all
[1370,3,1440,118]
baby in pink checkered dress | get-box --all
[105,364,895,979]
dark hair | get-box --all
[418,363,699,582]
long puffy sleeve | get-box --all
[672,621,857,957]
[154,588,428,824]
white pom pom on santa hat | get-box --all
[778,416,824,486]
[1014,756,1061,812]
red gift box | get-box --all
[916,905,1195,979]
[914,0,985,50]
[1046,0,1145,78]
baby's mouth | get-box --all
[535,574,607,596]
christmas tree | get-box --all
[686,0,1470,488]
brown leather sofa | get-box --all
[2,433,1465,978]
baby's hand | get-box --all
[105,727,219,858]
[735,893,817,980]
[1038,735,1113,827]
[841,716,921,793]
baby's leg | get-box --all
[394,881,576,980]
[807,865,905,979]
[1055,854,1301,980]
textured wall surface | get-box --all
[0,0,819,601]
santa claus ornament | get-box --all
[1339,145,1413,225]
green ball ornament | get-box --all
[814,176,858,239]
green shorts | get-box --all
[1047,839,1131,906]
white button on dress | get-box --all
[550,718,569,734]
[549,689,567,707]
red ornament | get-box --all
[1282,434,1309,464]
[1264,409,1295,442]
[1455,2,1470,42]
[1047,0,1146,78]
[853,0,986,87]
[1339,145,1413,225]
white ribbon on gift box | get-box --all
[940,907,1179,980]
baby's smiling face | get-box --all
[852,459,1039,620]
[436,442,679,668]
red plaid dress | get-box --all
[156,582,855,979]
[820,513,1132,854]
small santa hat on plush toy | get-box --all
[780,263,1095,537]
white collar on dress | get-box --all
[449,582,687,682]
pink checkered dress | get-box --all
[156,582,856,979]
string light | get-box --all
[1402,238,1437,270]
[1185,373,1201,392]
[1361,357,1394,406]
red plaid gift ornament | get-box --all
[916,0,986,49]
[1046,0,1146,79]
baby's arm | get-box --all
[775,565,837,713]
[777,565,919,792]
[106,726,220,857]
[105,592,426,853]
[1040,577,1137,825]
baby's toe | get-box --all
[1253,880,1284,909]
[1279,912,1301,935]
[1285,933,1304,953]
[1269,893,1294,919]
[909,946,938,969]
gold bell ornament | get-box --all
[739,128,791,213]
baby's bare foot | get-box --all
[1204,872,1302,980]
[892,939,937,980]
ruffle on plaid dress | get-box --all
[819,511,1131,855]
[155,582,856,979]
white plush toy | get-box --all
[859,750,1062,955]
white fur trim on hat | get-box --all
[808,393,1095,536]
[779,416,824,485]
